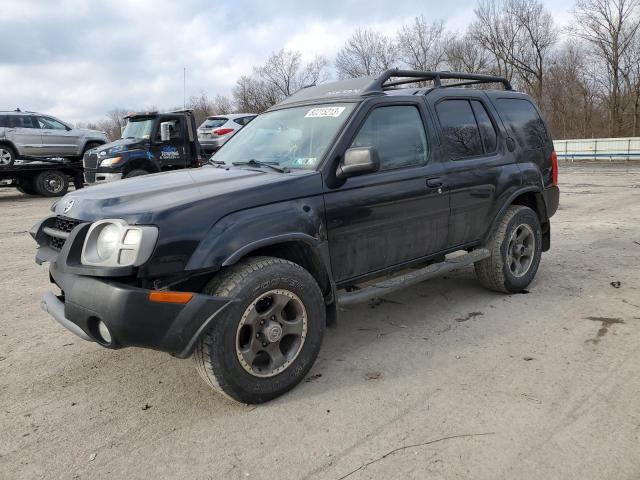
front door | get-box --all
[153,116,187,169]
[7,114,41,156]
[324,101,450,284]
[36,116,80,157]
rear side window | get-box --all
[10,115,37,128]
[0,115,9,127]
[201,117,227,129]
[436,99,483,159]
[350,105,428,171]
[495,98,548,150]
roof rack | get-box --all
[364,69,512,94]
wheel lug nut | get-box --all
[260,319,265,325]
[262,342,267,347]
[271,316,275,321]
[256,333,260,338]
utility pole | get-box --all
[183,67,186,110]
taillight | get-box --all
[550,150,558,186]
[213,128,234,136]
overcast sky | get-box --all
[0,0,575,125]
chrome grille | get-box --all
[83,151,98,170]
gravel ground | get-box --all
[1,164,639,480]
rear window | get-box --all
[495,98,548,150]
[201,117,227,129]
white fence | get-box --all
[554,137,640,162]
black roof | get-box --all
[273,69,513,109]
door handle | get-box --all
[426,178,443,188]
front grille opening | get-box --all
[46,216,83,251]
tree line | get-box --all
[88,0,640,141]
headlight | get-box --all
[81,219,158,267]
[100,156,122,167]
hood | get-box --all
[92,137,148,156]
[78,128,108,137]
[54,166,323,226]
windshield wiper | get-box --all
[232,159,287,173]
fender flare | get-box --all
[221,232,322,266]
[0,140,18,156]
[484,187,548,243]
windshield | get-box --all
[121,117,155,139]
[201,118,227,129]
[210,103,355,170]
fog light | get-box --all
[97,320,112,344]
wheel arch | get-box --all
[81,139,105,153]
[486,187,550,251]
[0,140,18,155]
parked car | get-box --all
[83,110,202,184]
[197,113,256,153]
[0,110,108,167]
[32,70,559,404]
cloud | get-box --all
[0,0,575,125]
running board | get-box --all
[337,249,490,307]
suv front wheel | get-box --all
[475,205,542,293]
[194,256,325,404]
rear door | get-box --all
[36,116,80,156]
[430,91,520,247]
[7,114,41,156]
[323,99,449,283]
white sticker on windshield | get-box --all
[305,106,346,118]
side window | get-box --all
[495,98,548,150]
[11,115,37,129]
[157,119,182,140]
[436,99,483,159]
[0,115,8,127]
[37,116,68,130]
[471,101,497,153]
[350,105,427,171]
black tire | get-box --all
[33,170,69,197]
[16,179,39,196]
[475,205,542,293]
[0,144,16,167]
[193,256,325,404]
[125,169,149,178]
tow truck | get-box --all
[0,157,84,196]
[83,110,203,184]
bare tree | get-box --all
[446,33,493,73]
[256,49,329,97]
[471,0,557,101]
[572,0,640,135]
[335,28,398,78]
[397,17,451,71]
[232,75,280,113]
[96,108,130,141]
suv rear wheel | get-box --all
[0,145,16,167]
[194,256,325,404]
[475,205,542,293]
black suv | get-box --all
[32,70,560,404]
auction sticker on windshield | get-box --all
[305,106,346,118]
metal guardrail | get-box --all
[554,137,640,162]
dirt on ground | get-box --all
[1,164,639,480]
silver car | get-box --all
[0,110,108,166]
[197,113,256,153]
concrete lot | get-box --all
[0,164,639,480]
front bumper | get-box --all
[84,170,122,184]
[42,260,233,358]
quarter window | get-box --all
[350,105,428,171]
[471,100,497,153]
[495,98,548,150]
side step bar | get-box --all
[337,249,490,307]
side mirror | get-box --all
[120,125,125,136]
[336,147,380,179]
[160,122,171,142]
